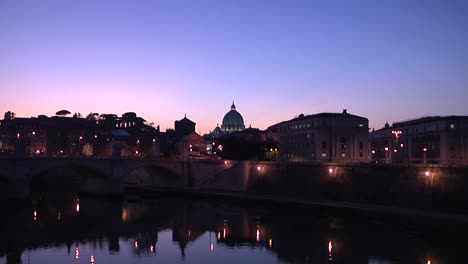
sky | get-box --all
[1,0,467,134]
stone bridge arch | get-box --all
[120,164,185,191]
[28,161,112,196]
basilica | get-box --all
[207,102,245,138]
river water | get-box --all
[0,192,466,264]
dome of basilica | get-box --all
[221,102,245,133]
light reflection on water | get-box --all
[6,230,281,264]
[0,193,466,264]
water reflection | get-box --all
[0,193,467,264]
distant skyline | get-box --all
[1,0,467,134]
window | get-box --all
[341,153,346,158]
[360,152,364,158]
[322,141,327,149]
[359,141,364,150]
[340,137,347,150]
[450,124,455,129]
[359,123,364,127]
[322,152,327,157]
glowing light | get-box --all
[94,135,98,138]
[150,245,154,252]
[79,136,83,140]
[90,254,95,264]
[217,232,221,240]
[427,260,431,264]
[17,133,20,139]
[134,241,139,249]
[400,143,404,147]
[35,149,40,154]
[152,139,156,142]
[58,211,61,221]
[423,148,427,152]
[60,150,64,154]
[188,229,191,237]
[257,166,261,171]
[75,247,80,259]
[210,242,214,251]
[384,147,389,151]
[328,241,332,254]
[425,171,431,177]
[137,140,140,144]
[121,209,128,222]
[32,131,36,135]
[33,210,37,221]
[256,229,260,241]
[393,149,397,153]
[223,228,227,239]
[328,168,333,174]
[268,239,273,248]
[391,130,402,138]
[224,160,228,165]
[76,199,80,213]
[135,150,139,155]
[371,150,375,154]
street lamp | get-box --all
[423,148,427,164]
[384,147,389,163]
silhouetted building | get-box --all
[370,116,468,164]
[175,115,196,138]
[268,110,369,163]
[176,132,207,158]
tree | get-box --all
[55,110,71,117]
[4,111,15,120]
[85,112,100,120]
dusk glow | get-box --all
[1,1,467,133]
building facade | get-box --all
[0,111,159,158]
[268,110,369,163]
[370,116,468,164]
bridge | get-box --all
[3,157,468,217]
[0,157,257,200]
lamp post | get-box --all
[211,141,215,160]
[384,147,389,163]
[391,130,402,162]
[423,148,427,164]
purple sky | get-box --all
[1,0,467,134]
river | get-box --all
[0,192,465,264]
